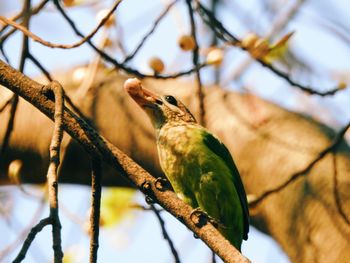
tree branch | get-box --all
[122,0,179,63]
[45,81,64,263]
[89,157,102,263]
[1,0,31,155]
[0,59,250,263]
[249,121,350,207]
[186,0,205,126]
[151,204,181,263]
[12,217,51,263]
[0,0,122,50]
[51,0,208,80]
[196,2,345,96]
[0,0,48,34]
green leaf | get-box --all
[100,187,136,228]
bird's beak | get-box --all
[124,78,160,108]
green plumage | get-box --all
[157,123,249,250]
[124,79,249,251]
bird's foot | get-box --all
[154,177,171,192]
[190,207,209,228]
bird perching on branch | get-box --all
[124,78,249,250]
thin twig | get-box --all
[52,0,208,79]
[0,0,48,64]
[12,217,51,263]
[212,251,217,263]
[249,121,350,207]
[0,42,11,63]
[89,157,102,263]
[196,2,344,96]
[0,27,17,48]
[151,204,181,263]
[0,0,122,50]
[64,93,89,121]
[1,0,31,155]
[122,0,179,63]
[210,0,220,84]
[0,195,46,261]
[0,89,18,156]
[46,80,65,263]
[186,0,205,126]
[28,53,52,81]
[224,0,305,83]
[0,0,49,34]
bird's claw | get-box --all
[154,177,170,191]
[190,207,209,228]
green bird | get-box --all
[124,78,249,250]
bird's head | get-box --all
[124,78,196,130]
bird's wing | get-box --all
[202,130,250,240]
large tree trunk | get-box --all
[1,67,350,262]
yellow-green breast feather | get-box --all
[157,123,249,250]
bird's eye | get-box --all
[165,95,177,106]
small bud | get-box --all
[241,32,259,50]
[96,9,116,27]
[337,81,347,90]
[206,48,223,66]
[178,35,196,51]
[251,38,269,59]
[148,57,165,74]
[63,0,75,7]
[103,38,113,48]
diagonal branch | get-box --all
[151,204,181,263]
[12,217,52,263]
[0,59,250,263]
[224,0,305,83]
[249,121,350,207]
[0,0,48,34]
[196,2,344,96]
[0,0,122,50]
[51,0,208,80]
[122,0,179,63]
[27,52,52,81]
